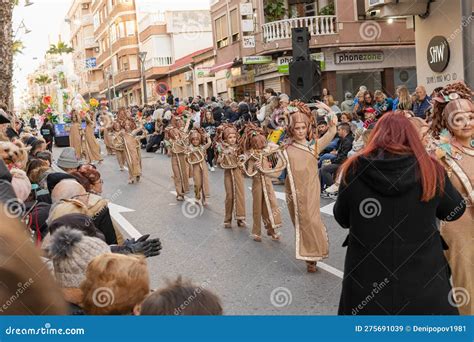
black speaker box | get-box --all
[289,60,322,102]
[292,27,310,61]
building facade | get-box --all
[137,10,214,102]
[92,0,141,108]
[67,0,103,101]
[210,0,416,102]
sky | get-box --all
[13,0,210,107]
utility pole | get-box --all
[138,51,148,106]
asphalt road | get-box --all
[57,144,348,315]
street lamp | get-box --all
[138,51,148,106]
[106,71,113,111]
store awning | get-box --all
[210,61,234,73]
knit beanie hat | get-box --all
[48,227,110,288]
[57,147,80,169]
[10,168,31,202]
[46,172,76,194]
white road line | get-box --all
[248,188,343,279]
[318,262,343,279]
[108,203,142,239]
[320,202,335,217]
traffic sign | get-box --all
[156,82,169,95]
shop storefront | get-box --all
[226,66,256,101]
[321,47,417,101]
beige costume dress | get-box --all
[217,143,246,223]
[83,112,102,163]
[167,132,190,197]
[101,113,115,155]
[242,147,284,237]
[111,129,126,170]
[284,126,337,261]
[69,111,82,159]
[186,139,211,202]
[121,127,143,180]
[439,144,474,315]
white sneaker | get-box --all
[325,184,339,194]
[210,166,215,172]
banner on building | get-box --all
[243,36,256,48]
[240,3,253,16]
[196,69,214,78]
[85,58,97,69]
[277,53,325,73]
[243,56,272,65]
[241,19,254,32]
[334,51,384,64]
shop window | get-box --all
[215,15,229,49]
[230,9,240,43]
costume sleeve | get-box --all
[92,206,118,245]
[436,174,466,222]
[333,178,351,229]
[316,126,337,155]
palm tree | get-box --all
[35,74,52,95]
[0,1,15,109]
[47,41,74,55]
[12,40,24,55]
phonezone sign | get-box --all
[334,51,384,64]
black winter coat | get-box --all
[334,154,466,315]
[333,134,354,165]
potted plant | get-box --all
[319,1,335,15]
[264,0,286,22]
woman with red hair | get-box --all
[334,112,466,315]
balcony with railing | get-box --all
[145,57,173,70]
[84,36,99,49]
[144,56,173,79]
[138,12,166,33]
[262,15,337,43]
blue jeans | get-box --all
[278,168,287,181]
[318,153,336,168]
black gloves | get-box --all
[111,234,162,258]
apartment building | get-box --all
[137,10,214,101]
[210,0,417,101]
[92,0,141,108]
[67,0,103,101]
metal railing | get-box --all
[262,15,337,42]
[145,57,173,69]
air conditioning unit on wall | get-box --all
[184,71,193,81]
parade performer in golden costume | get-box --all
[216,124,246,228]
[239,123,285,242]
[283,101,338,273]
[430,82,474,315]
[186,128,212,205]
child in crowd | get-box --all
[216,124,246,228]
[186,128,211,205]
[239,123,285,242]
[139,277,222,315]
